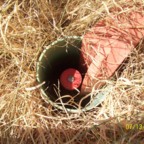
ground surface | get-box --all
[0,0,144,144]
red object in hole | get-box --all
[60,68,82,90]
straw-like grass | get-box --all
[0,0,144,143]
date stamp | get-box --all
[126,124,144,130]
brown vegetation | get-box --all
[0,0,144,143]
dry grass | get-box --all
[0,0,144,143]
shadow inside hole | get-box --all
[37,37,91,109]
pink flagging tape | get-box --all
[81,12,144,94]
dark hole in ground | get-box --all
[37,38,91,109]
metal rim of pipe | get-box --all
[36,36,111,113]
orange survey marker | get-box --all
[80,12,144,93]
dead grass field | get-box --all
[0,0,144,144]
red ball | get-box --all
[60,68,82,90]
